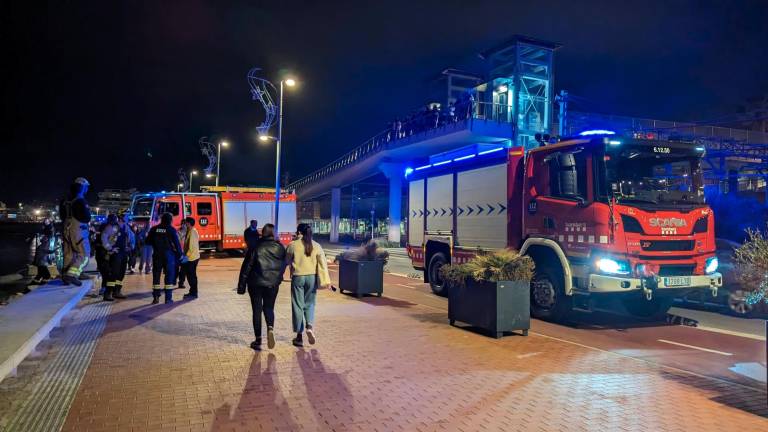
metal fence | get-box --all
[288,101,511,192]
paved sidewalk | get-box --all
[52,258,768,431]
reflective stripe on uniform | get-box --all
[106,282,116,287]
[164,285,175,289]
[152,285,161,289]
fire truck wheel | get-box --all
[622,297,673,320]
[530,266,570,321]
[428,252,449,297]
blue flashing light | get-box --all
[695,146,705,152]
[404,167,414,177]
[705,256,719,274]
[579,129,616,136]
[414,164,432,171]
[478,147,504,156]
[608,140,622,146]
[433,160,451,167]
[453,154,476,162]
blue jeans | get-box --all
[291,275,317,333]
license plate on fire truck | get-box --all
[663,276,691,287]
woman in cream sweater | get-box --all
[285,224,330,347]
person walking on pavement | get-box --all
[238,223,286,351]
[285,224,331,347]
[244,220,260,250]
[181,217,201,299]
[146,212,182,304]
[137,223,152,274]
[101,211,135,301]
[59,177,91,286]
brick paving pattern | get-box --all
[59,258,767,432]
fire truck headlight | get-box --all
[705,257,719,274]
[597,258,631,275]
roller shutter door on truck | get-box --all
[408,179,424,246]
[457,163,507,249]
[426,174,453,232]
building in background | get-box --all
[96,188,137,215]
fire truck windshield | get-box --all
[601,144,705,207]
[132,197,154,218]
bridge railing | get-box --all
[289,101,511,191]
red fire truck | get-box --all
[129,187,297,250]
[406,132,722,320]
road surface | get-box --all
[322,245,767,389]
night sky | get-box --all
[2,0,767,205]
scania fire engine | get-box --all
[130,186,297,250]
[406,132,722,320]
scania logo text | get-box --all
[648,217,687,228]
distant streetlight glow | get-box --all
[215,141,229,186]
[259,135,271,142]
[284,78,296,87]
[189,170,198,192]
[206,173,214,178]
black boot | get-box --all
[151,289,161,304]
[164,289,173,304]
[113,286,127,299]
[103,287,114,302]
[292,333,303,347]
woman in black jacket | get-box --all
[237,223,286,351]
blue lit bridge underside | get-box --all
[289,114,514,243]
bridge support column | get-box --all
[330,187,341,243]
[380,163,405,245]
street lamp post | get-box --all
[255,76,296,234]
[189,170,198,192]
[177,183,184,192]
[216,141,229,187]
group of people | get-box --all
[386,93,475,142]
[53,177,330,352]
[238,222,330,351]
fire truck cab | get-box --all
[407,132,722,320]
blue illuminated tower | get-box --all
[479,35,560,149]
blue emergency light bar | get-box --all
[405,143,509,177]
[579,129,616,136]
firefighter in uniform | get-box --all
[101,211,135,301]
[59,177,92,286]
[146,212,182,304]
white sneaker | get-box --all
[306,328,316,345]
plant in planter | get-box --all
[337,239,387,298]
[734,225,768,306]
[442,249,534,338]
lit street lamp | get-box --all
[256,76,297,233]
[95,207,100,216]
[216,140,229,187]
[177,183,184,192]
[189,170,198,192]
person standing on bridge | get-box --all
[237,223,286,350]
[285,224,330,347]
[59,177,91,286]
[146,212,182,304]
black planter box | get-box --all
[449,280,530,338]
[338,259,384,298]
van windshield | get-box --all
[132,197,154,217]
[601,144,705,206]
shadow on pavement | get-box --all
[296,348,353,427]
[210,353,300,431]
[353,294,417,308]
[101,301,186,335]
[658,369,768,418]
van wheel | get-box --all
[623,298,673,320]
[428,252,449,296]
[530,266,571,321]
